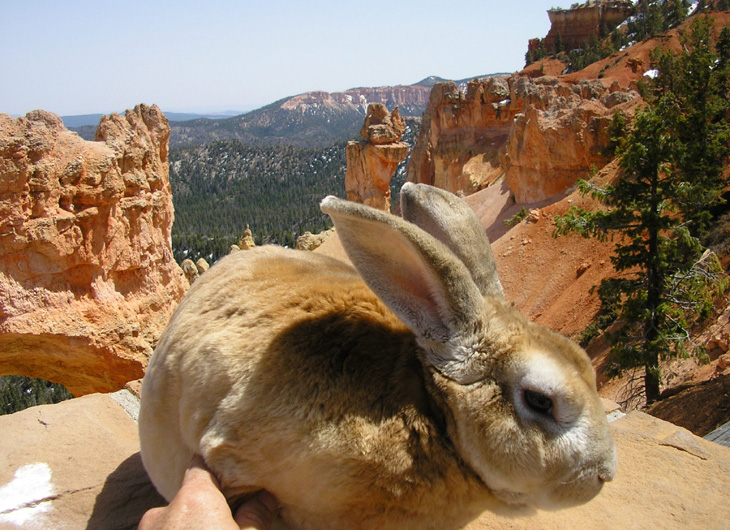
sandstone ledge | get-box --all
[0,393,163,530]
[1,396,728,529]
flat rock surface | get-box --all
[0,393,163,530]
[1,396,729,529]
[466,411,730,529]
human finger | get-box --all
[137,507,165,529]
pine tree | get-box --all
[651,15,730,233]
[525,49,535,66]
[554,17,730,405]
[663,0,690,28]
[0,376,74,415]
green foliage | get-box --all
[526,39,549,66]
[525,49,535,66]
[606,110,628,156]
[528,1,703,73]
[649,15,730,234]
[0,376,74,415]
[169,141,347,263]
[629,0,691,41]
[170,119,419,264]
[577,278,624,346]
[503,207,530,227]
[567,37,617,72]
[554,16,730,405]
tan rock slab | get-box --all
[466,411,730,529]
[2,398,728,529]
[0,393,163,530]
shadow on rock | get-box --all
[87,451,165,530]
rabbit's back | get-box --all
[140,246,488,529]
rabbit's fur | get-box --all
[139,183,617,530]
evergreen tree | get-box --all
[555,32,564,53]
[0,376,74,415]
[168,140,348,263]
[651,15,730,233]
[525,49,535,66]
[649,1,668,35]
[554,17,730,405]
[664,0,690,28]
[606,110,628,156]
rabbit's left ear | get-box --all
[399,183,504,299]
[321,196,485,382]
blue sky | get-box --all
[1,1,559,116]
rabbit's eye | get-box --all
[524,389,553,416]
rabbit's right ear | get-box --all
[400,183,504,299]
[321,196,486,383]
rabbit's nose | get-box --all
[598,443,618,482]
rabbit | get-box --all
[138,182,617,530]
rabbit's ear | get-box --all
[321,196,485,381]
[400,183,504,299]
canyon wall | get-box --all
[407,75,640,203]
[0,105,187,396]
[503,76,639,203]
[406,78,513,196]
[529,0,634,55]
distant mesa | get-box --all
[65,76,512,148]
[165,75,517,148]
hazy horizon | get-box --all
[2,0,558,117]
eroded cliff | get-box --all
[0,105,187,395]
[407,75,640,203]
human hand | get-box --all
[139,456,278,530]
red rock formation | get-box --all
[502,76,638,203]
[359,104,406,145]
[529,0,634,55]
[0,105,187,396]
[345,104,409,211]
[407,76,640,203]
[406,78,513,196]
